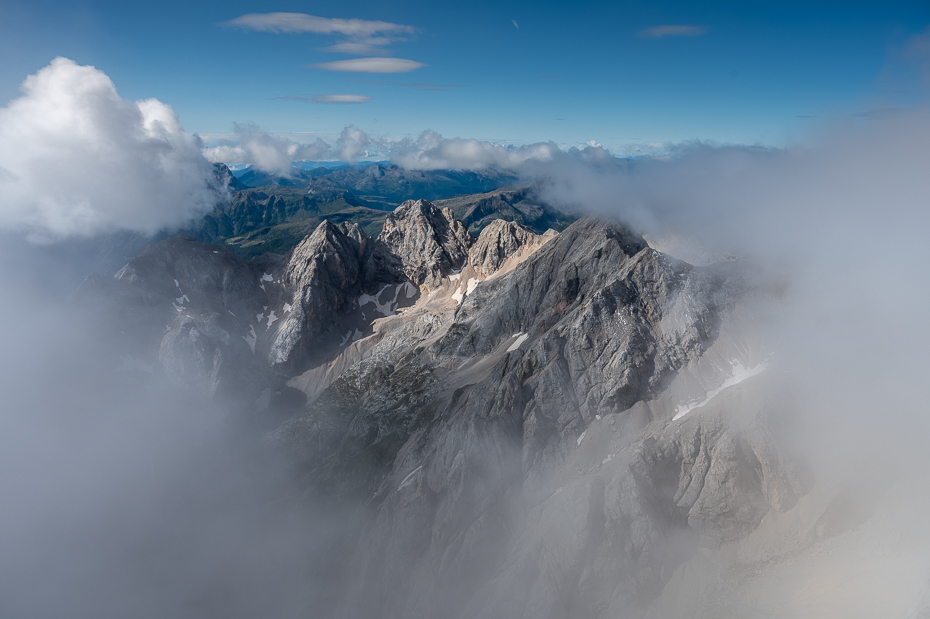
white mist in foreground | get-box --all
[673,362,768,420]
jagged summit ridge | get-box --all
[268,221,372,369]
[378,199,473,289]
[468,219,543,277]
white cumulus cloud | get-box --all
[390,130,610,170]
[337,125,371,161]
[312,58,425,73]
[0,58,223,240]
[202,123,332,176]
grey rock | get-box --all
[433,183,576,235]
[271,216,803,618]
[268,221,371,370]
[79,235,277,412]
[213,162,249,192]
[378,199,473,289]
[467,219,542,277]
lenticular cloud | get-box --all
[0,57,223,240]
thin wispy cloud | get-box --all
[905,25,930,82]
[221,12,416,57]
[312,58,425,73]
[512,20,519,30]
[854,108,908,120]
[221,13,413,37]
[349,78,464,91]
[639,24,707,38]
[312,94,371,104]
[398,82,463,88]
[273,95,312,102]
[320,41,393,56]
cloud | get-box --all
[319,41,393,56]
[203,125,646,171]
[348,78,464,91]
[201,124,376,168]
[273,95,312,102]
[312,94,372,104]
[336,125,371,161]
[222,12,415,56]
[312,57,426,73]
[512,20,519,30]
[639,24,707,38]
[520,112,930,424]
[390,130,609,170]
[854,108,909,120]
[202,123,331,174]
[905,25,930,82]
[221,12,413,37]
[0,58,223,240]
[430,109,930,554]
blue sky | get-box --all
[2,0,929,153]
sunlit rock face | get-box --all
[378,199,473,290]
[76,198,477,402]
[467,218,541,277]
[269,221,374,371]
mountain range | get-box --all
[195,164,570,260]
[69,192,906,618]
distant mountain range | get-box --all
[435,184,576,235]
[46,164,574,287]
[233,163,518,204]
[198,186,390,259]
[199,163,575,259]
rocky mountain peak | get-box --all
[378,199,473,289]
[284,220,367,290]
[269,221,374,369]
[468,219,543,277]
[212,162,249,192]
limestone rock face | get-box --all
[467,219,542,277]
[378,199,473,289]
[269,221,372,370]
[270,216,805,619]
[78,199,484,402]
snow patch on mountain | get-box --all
[507,333,529,352]
[243,325,257,353]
